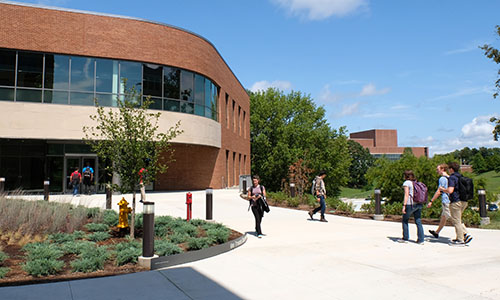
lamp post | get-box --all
[478,189,490,225]
[290,183,296,198]
[374,189,383,221]
[0,177,5,193]
[206,188,213,220]
[43,180,50,201]
[142,201,155,258]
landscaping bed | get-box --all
[0,197,242,287]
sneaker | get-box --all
[319,218,328,222]
[257,234,263,239]
[465,235,473,244]
[397,239,408,243]
[429,230,439,238]
[449,240,466,246]
[416,241,424,245]
[308,211,314,220]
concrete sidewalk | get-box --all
[1,189,500,299]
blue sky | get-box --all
[14,0,500,155]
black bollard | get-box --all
[374,189,383,220]
[44,180,50,201]
[142,202,155,258]
[106,186,112,209]
[478,189,487,218]
[206,188,213,220]
[290,183,296,198]
[0,177,4,193]
[242,180,247,194]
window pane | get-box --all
[164,99,180,112]
[70,57,95,92]
[180,102,194,114]
[212,109,217,121]
[120,61,142,93]
[180,70,193,102]
[44,54,69,90]
[96,58,118,93]
[194,74,204,105]
[0,87,14,101]
[0,49,16,86]
[16,89,42,102]
[44,90,68,104]
[205,107,212,119]
[143,64,162,97]
[144,96,162,110]
[211,83,218,113]
[164,66,180,99]
[96,93,116,107]
[70,92,94,106]
[194,104,204,116]
[17,52,43,88]
[204,78,212,107]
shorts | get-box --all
[441,202,451,219]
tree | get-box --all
[481,25,500,140]
[83,84,182,238]
[347,139,374,188]
[250,88,350,196]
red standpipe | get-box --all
[186,192,192,221]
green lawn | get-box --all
[339,187,372,199]
[481,211,500,229]
[475,170,500,193]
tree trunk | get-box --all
[130,191,136,238]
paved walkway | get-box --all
[1,190,500,299]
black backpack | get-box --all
[83,168,92,178]
[456,174,474,201]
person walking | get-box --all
[308,171,328,222]
[247,175,266,238]
[400,170,424,244]
[441,162,472,245]
[428,164,451,238]
[82,162,94,195]
[70,167,82,196]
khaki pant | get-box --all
[450,201,468,241]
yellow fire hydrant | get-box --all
[117,198,132,229]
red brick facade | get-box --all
[0,2,250,190]
[350,129,428,158]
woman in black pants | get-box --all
[248,175,266,238]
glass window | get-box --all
[205,107,212,120]
[180,102,194,114]
[0,49,16,86]
[164,66,180,99]
[205,78,212,108]
[17,52,43,88]
[164,99,180,112]
[70,92,94,106]
[96,58,118,93]
[44,54,69,90]
[44,90,68,104]
[180,70,193,102]
[143,64,162,97]
[195,104,204,116]
[145,96,162,110]
[96,93,116,107]
[194,74,204,105]
[120,61,142,93]
[70,56,95,92]
[0,87,14,101]
[211,82,218,116]
[16,89,42,102]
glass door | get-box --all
[64,155,98,193]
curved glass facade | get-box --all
[0,48,219,121]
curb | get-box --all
[148,233,247,270]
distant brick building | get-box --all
[350,129,428,160]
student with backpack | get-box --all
[70,167,82,196]
[82,162,94,195]
[428,164,451,239]
[441,162,473,245]
[247,175,267,238]
[308,171,328,222]
[399,170,425,244]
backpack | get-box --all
[83,168,92,178]
[71,172,79,183]
[456,174,474,201]
[412,181,428,204]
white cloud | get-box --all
[359,83,390,97]
[461,115,495,139]
[319,84,343,103]
[339,102,360,116]
[271,0,368,21]
[250,80,292,92]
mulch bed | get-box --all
[0,229,242,287]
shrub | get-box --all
[86,231,111,242]
[62,240,95,255]
[169,221,198,237]
[102,209,119,227]
[168,232,190,244]
[335,202,355,214]
[383,202,403,215]
[48,231,86,244]
[23,259,64,277]
[86,207,101,219]
[286,197,300,207]
[154,240,183,256]
[0,251,8,265]
[187,237,213,250]
[135,213,144,230]
[115,241,141,266]
[71,245,109,273]
[189,219,207,227]
[325,197,342,209]
[463,209,481,226]
[206,227,230,244]
[23,243,63,261]
[84,223,110,232]
[0,267,9,278]
[360,200,375,213]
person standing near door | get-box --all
[82,162,94,195]
[70,167,82,196]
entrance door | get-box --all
[64,155,98,193]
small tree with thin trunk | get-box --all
[83,83,182,238]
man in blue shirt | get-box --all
[82,162,94,195]
[428,164,451,238]
[441,162,472,245]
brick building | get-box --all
[0,2,249,192]
[350,129,428,160]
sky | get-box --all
[11,0,500,156]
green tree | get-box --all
[83,84,182,238]
[481,25,500,140]
[346,139,374,188]
[250,88,350,196]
